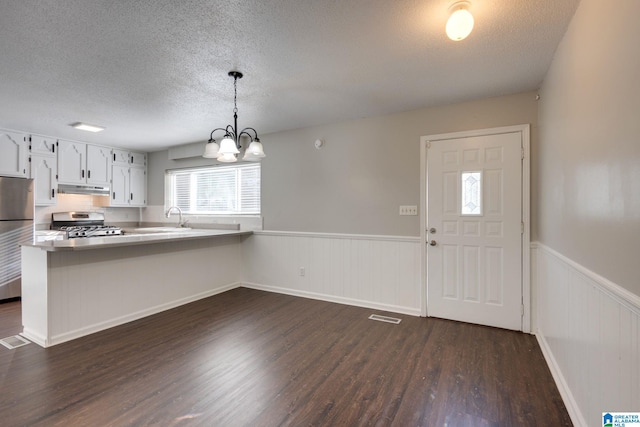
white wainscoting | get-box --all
[22,236,244,347]
[532,242,640,427]
[241,231,422,316]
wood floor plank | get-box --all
[0,288,572,426]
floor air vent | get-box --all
[368,314,402,324]
[0,335,31,349]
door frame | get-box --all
[419,124,531,332]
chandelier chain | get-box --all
[233,76,238,114]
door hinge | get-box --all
[521,222,524,234]
[521,304,524,316]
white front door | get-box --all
[426,130,523,330]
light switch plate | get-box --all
[399,205,418,215]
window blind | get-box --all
[166,163,260,215]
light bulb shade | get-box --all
[219,136,240,154]
[203,141,220,158]
[242,140,266,161]
[446,7,474,41]
[217,152,238,163]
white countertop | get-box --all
[23,229,252,251]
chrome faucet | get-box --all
[165,206,185,227]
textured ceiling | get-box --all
[0,0,579,151]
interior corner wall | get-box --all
[259,92,538,236]
[537,0,640,297]
[535,0,640,425]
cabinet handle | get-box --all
[52,189,55,198]
[113,153,116,162]
[52,144,55,153]
[81,170,85,178]
[130,193,133,201]
[88,170,91,179]
[113,192,116,200]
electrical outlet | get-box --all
[299,267,305,276]
[399,205,418,216]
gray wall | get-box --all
[537,0,640,296]
[148,91,538,236]
[260,92,538,236]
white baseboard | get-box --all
[45,282,241,347]
[20,328,48,348]
[242,282,422,317]
[535,330,587,427]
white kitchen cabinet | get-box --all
[129,166,146,206]
[86,144,111,185]
[112,149,130,166]
[57,140,111,185]
[130,151,146,167]
[0,129,28,178]
[111,164,130,206]
[110,150,147,207]
[30,135,56,155]
[29,153,57,205]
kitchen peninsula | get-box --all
[21,229,252,347]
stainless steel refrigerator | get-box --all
[0,177,34,301]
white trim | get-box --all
[420,124,531,331]
[535,331,587,427]
[241,282,422,317]
[253,230,420,243]
[521,125,531,332]
[420,137,428,316]
[532,241,640,313]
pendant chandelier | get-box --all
[203,71,265,162]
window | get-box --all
[165,164,260,215]
[461,171,482,215]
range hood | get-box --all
[57,184,110,196]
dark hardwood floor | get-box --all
[0,288,571,426]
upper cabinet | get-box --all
[57,140,111,186]
[29,135,58,206]
[30,135,56,155]
[0,129,29,178]
[110,150,147,207]
[29,153,57,206]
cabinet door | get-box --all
[86,144,111,185]
[57,140,86,184]
[112,149,129,166]
[129,166,146,206]
[130,151,146,167]
[0,129,28,177]
[111,165,129,206]
[30,154,57,206]
[31,135,57,155]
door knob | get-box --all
[429,228,436,234]
[428,240,437,246]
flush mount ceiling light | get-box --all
[203,71,265,162]
[70,122,105,132]
[446,1,474,41]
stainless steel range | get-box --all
[51,212,122,238]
